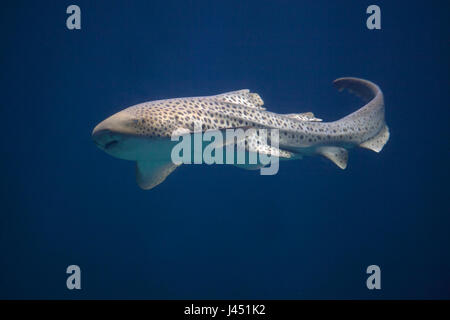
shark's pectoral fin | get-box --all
[360,125,390,153]
[136,160,179,190]
[317,146,348,169]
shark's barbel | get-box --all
[92,77,389,189]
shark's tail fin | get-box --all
[333,77,389,153]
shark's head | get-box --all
[92,108,142,160]
[92,105,178,161]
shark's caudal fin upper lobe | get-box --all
[334,77,390,153]
[312,77,389,169]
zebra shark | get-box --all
[92,77,389,189]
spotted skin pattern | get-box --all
[120,78,387,153]
[92,77,390,189]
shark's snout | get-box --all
[92,110,139,150]
[92,128,119,150]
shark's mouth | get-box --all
[104,140,119,149]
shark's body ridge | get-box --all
[92,77,389,189]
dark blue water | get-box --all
[1,0,449,299]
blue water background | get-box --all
[0,0,449,298]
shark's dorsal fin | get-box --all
[212,90,266,110]
[285,112,322,122]
[317,146,348,169]
[136,160,179,190]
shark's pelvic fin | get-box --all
[233,163,265,170]
[317,146,348,169]
[244,131,294,159]
[360,125,390,153]
[285,112,322,122]
[136,160,179,190]
[212,89,266,110]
